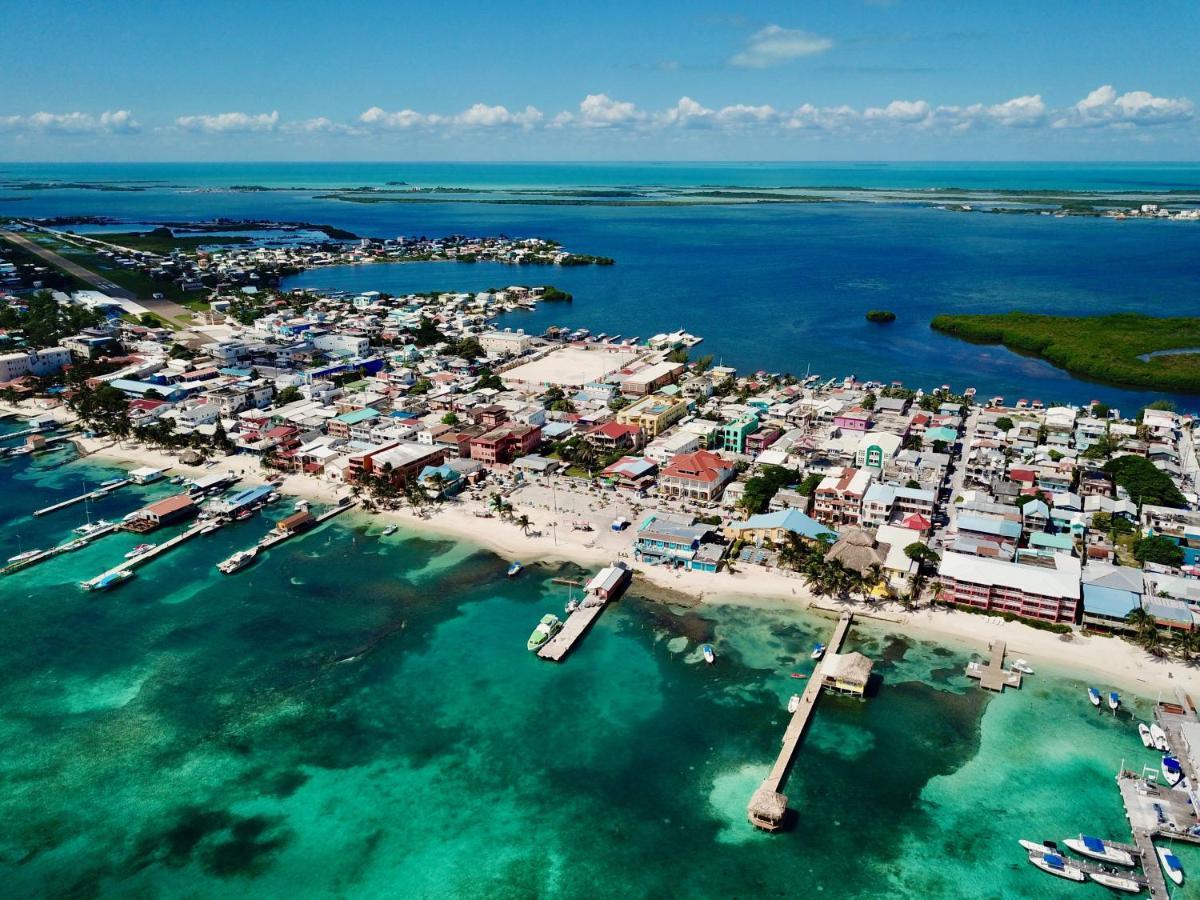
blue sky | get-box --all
[1,0,1197,161]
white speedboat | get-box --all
[811,643,826,661]
[1139,723,1155,749]
[1088,687,1102,708]
[1019,839,1056,853]
[1157,845,1184,886]
[787,694,800,713]
[1162,756,1184,787]
[507,561,523,578]
[1151,723,1170,752]
[1065,835,1135,867]
[1028,851,1085,882]
[1109,691,1121,712]
[124,543,155,560]
[381,524,398,536]
[702,644,715,664]
[1011,659,1034,675]
[7,548,42,564]
[1088,870,1142,893]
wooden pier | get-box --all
[537,564,630,662]
[1,522,118,575]
[33,480,131,517]
[748,612,856,832]
[80,520,210,589]
[965,639,1021,692]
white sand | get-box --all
[59,424,1200,699]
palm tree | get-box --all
[489,493,506,517]
[516,513,531,535]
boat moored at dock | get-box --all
[1011,659,1034,675]
[1088,870,1143,893]
[217,548,258,575]
[787,694,800,713]
[1162,756,1184,786]
[83,569,134,592]
[1089,687,1102,708]
[527,614,562,652]
[1139,723,1155,748]
[7,549,41,564]
[811,643,825,661]
[1150,723,1170,752]
[1064,835,1135,867]
[1157,846,1184,886]
[124,543,155,560]
[1027,850,1086,882]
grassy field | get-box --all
[100,229,251,255]
[930,312,1200,393]
[27,233,193,302]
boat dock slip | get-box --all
[1,522,118,575]
[748,612,859,832]
[965,639,1021,692]
[80,521,209,589]
[537,563,631,662]
[33,480,131,516]
[256,498,358,551]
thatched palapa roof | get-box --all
[824,527,886,575]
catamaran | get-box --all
[1087,870,1142,893]
[1088,687,1102,708]
[1157,845,1184,886]
[1027,850,1086,882]
[1108,691,1121,712]
[1064,835,1135,867]
[527,614,562,652]
[73,518,111,538]
[1139,723,1155,748]
[1150,723,1170,752]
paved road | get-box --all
[2,230,194,325]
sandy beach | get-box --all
[41,418,1198,702]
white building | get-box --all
[0,347,72,382]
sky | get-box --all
[1,0,1197,162]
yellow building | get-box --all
[821,651,873,696]
[615,394,689,438]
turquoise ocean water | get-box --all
[1,434,1198,897]
[2,162,1200,410]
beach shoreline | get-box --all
[60,427,1200,700]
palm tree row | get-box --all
[777,533,891,604]
[1126,607,1200,661]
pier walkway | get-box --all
[538,603,604,661]
[80,520,209,589]
[537,564,630,662]
[965,639,1021,692]
[34,480,131,517]
[748,612,854,832]
[1,523,118,575]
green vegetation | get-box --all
[0,290,102,348]
[98,227,251,254]
[539,286,573,302]
[1133,534,1185,567]
[931,312,1200,392]
[736,465,801,515]
[993,416,1014,433]
[1104,454,1187,508]
[865,310,896,324]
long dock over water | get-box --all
[80,520,211,588]
[34,480,131,517]
[1,522,118,575]
[748,612,855,832]
[537,564,630,662]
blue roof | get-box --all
[958,514,1022,539]
[1082,584,1141,619]
[739,509,838,540]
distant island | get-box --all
[865,310,896,324]
[931,311,1200,392]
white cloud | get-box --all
[658,97,779,129]
[576,93,644,128]
[985,94,1046,127]
[359,106,428,129]
[358,103,542,130]
[453,103,543,128]
[0,109,140,134]
[1055,84,1194,128]
[864,99,932,125]
[174,111,279,133]
[730,25,833,68]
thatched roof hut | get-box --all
[824,527,885,575]
[748,786,788,831]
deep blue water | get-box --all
[3,162,1200,411]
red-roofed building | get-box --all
[901,513,931,533]
[585,421,643,452]
[660,450,736,502]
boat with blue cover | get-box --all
[1028,850,1085,882]
[1064,835,1135,867]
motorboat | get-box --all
[1011,659,1035,675]
[83,569,134,592]
[235,509,253,522]
[217,548,257,575]
[1139,723,1155,749]
[507,561,523,578]
[1109,691,1121,712]
[811,643,826,661]
[1064,835,1135,867]
[790,672,807,679]
[1019,839,1061,854]
[123,543,155,560]
[99,478,124,488]
[1028,851,1085,882]
[702,644,715,664]
[787,694,801,713]
[1087,870,1142,893]
[60,539,87,552]
[381,524,398,536]
[1088,687,1102,708]
[527,614,562,652]
[1162,756,1184,787]
[1151,723,1170,752]
[1157,845,1184,886]
[199,520,223,535]
[7,548,42,564]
